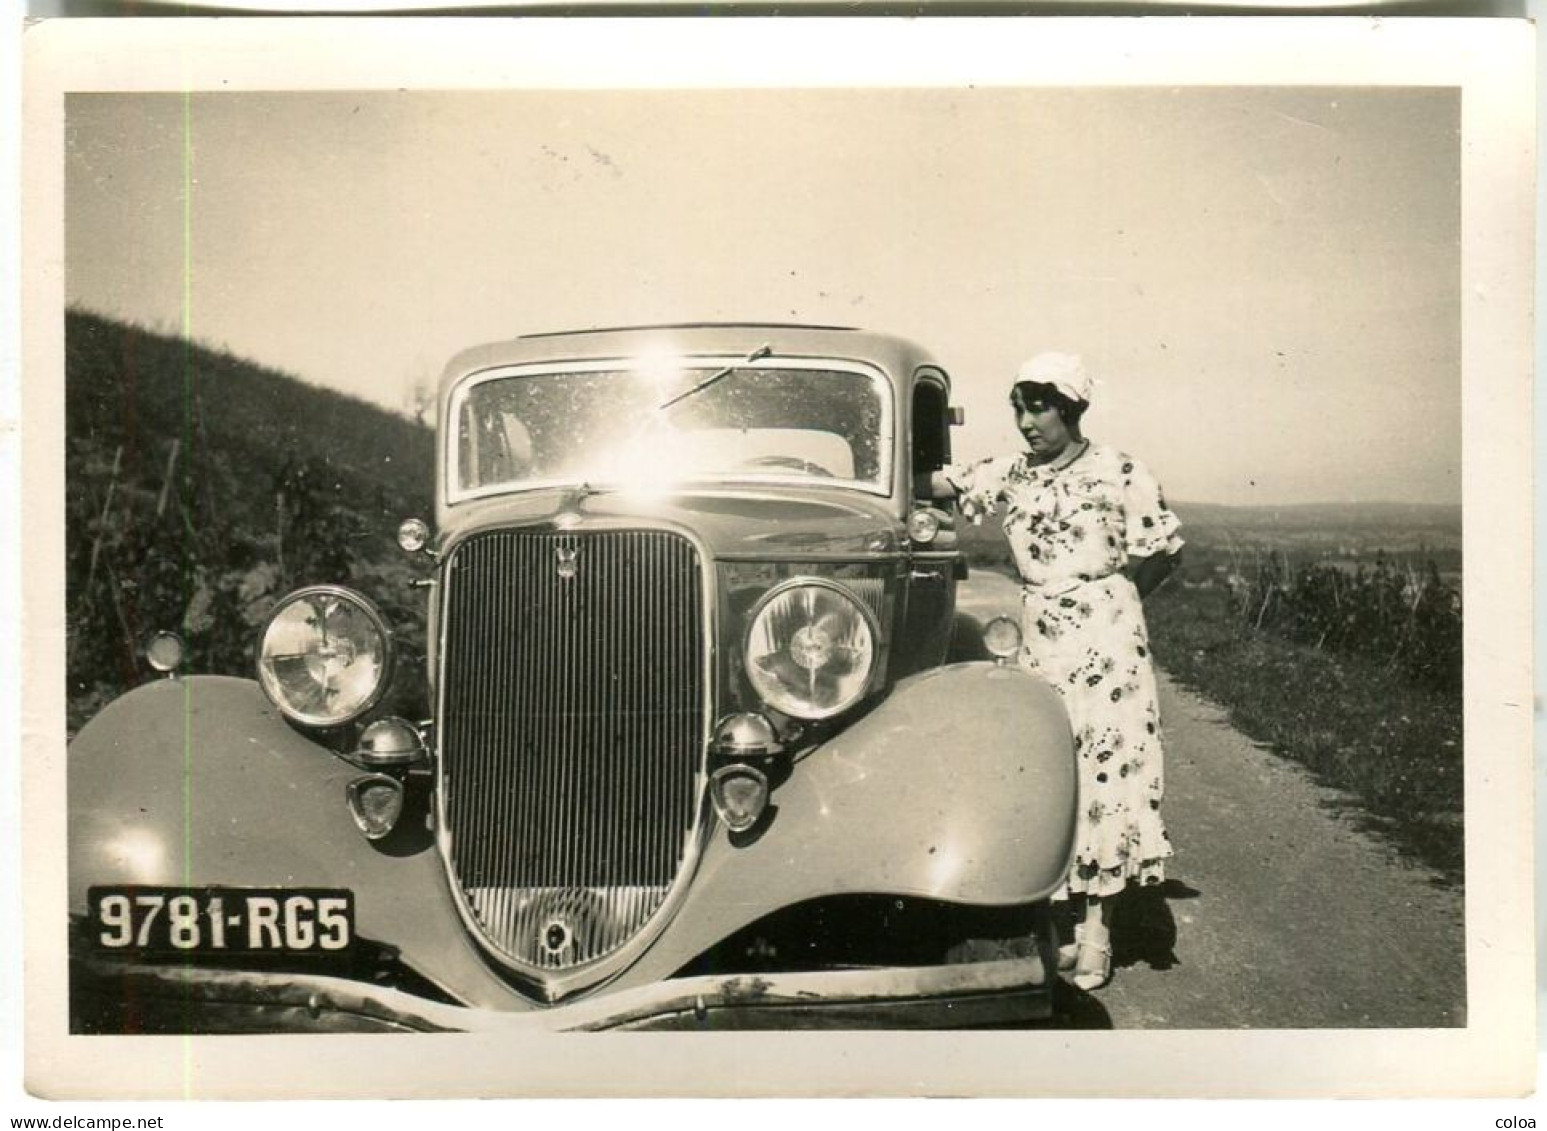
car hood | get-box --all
[439,486,903,559]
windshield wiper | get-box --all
[655,344,772,412]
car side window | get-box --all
[912,371,951,501]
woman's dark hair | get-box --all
[1011,380,1088,432]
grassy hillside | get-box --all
[66,310,435,730]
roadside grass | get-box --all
[1145,579,1463,883]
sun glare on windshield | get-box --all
[452,361,890,502]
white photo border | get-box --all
[20,15,1536,1098]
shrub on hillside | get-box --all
[1226,552,1461,693]
[66,312,433,731]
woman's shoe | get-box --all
[1070,936,1113,991]
[1057,924,1083,972]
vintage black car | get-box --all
[69,323,1078,1031]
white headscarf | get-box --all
[1016,352,1092,405]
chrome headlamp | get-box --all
[256,586,393,728]
[744,579,878,720]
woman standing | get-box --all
[936,352,1183,991]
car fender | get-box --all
[67,676,529,1009]
[71,669,1075,1006]
[618,660,1077,985]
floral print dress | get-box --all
[946,442,1184,899]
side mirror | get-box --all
[948,406,965,427]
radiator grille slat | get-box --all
[440,529,705,972]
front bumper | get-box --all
[72,949,1056,1032]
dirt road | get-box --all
[957,572,1466,1029]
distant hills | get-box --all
[957,496,1460,564]
[1172,499,1461,536]
[1169,499,1461,560]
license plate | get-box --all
[87,886,354,954]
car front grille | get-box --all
[438,527,706,977]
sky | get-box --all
[64,86,1460,506]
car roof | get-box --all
[439,322,944,392]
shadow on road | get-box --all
[982,983,1114,1029]
[1036,881,1200,1030]
[1317,793,1465,887]
[1038,881,1201,1030]
[946,612,991,662]
[1050,981,1115,1029]
[1114,879,1199,974]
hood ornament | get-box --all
[555,540,579,581]
[553,483,597,529]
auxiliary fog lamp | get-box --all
[707,713,783,834]
[346,774,406,841]
[353,716,428,769]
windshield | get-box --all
[450,362,891,500]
